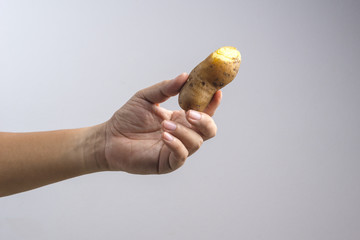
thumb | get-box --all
[136,73,188,104]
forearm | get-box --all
[0,124,106,197]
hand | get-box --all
[102,73,222,174]
[0,73,221,196]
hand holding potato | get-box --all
[104,46,242,174]
[0,48,234,196]
[103,73,221,174]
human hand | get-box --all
[0,73,221,196]
[100,73,222,174]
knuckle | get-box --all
[169,147,188,171]
[180,153,187,163]
[210,125,217,138]
[195,138,203,150]
[176,153,188,166]
[189,138,203,154]
[134,89,144,98]
[204,123,217,139]
[177,144,189,162]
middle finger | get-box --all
[161,120,203,156]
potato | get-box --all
[178,46,241,112]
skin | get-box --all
[0,73,221,197]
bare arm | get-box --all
[0,73,221,197]
[0,125,105,196]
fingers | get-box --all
[136,73,188,104]
[186,110,217,141]
[160,110,217,171]
[203,90,222,117]
[162,120,203,156]
[161,132,188,171]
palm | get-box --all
[105,94,187,174]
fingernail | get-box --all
[163,132,174,141]
[163,120,177,131]
[188,110,201,120]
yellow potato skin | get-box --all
[178,46,241,112]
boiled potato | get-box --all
[178,46,241,111]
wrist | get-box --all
[81,123,108,173]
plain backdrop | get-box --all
[1,0,360,239]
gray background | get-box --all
[1,0,360,239]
